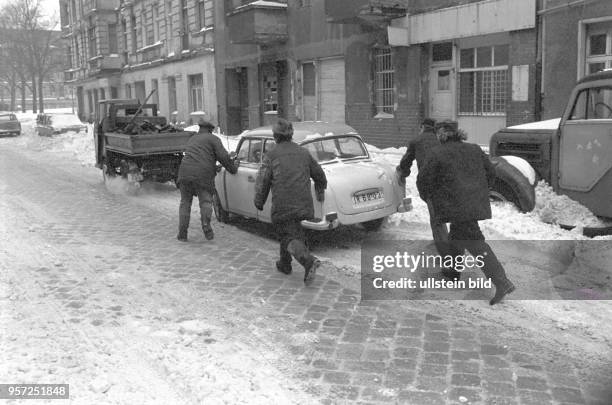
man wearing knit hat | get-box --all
[176,118,237,241]
[254,119,327,286]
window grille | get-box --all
[458,45,508,115]
[373,47,394,114]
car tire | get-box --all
[213,190,230,223]
[490,158,536,213]
[362,217,385,231]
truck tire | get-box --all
[490,158,536,213]
[362,217,385,231]
[102,163,115,183]
[213,191,230,223]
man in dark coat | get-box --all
[176,119,237,241]
[254,119,327,286]
[417,120,515,305]
[397,118,448,250]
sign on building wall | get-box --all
[512,65,529,102]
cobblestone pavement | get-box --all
[0,145,611,405]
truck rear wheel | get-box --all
[213,191,230,223]
[102,163,115,183]
[490,160,536,213]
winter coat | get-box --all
[177,131,237,193]
[254,141,327,224]
[417,140,495,223]
[397,128,440,177]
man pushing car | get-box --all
[254,119,327,286]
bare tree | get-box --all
[0,0,60,113]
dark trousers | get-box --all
[427,200,449,255]
[276,219,315,269]
[448,220,512,289]
[178,180,213,236]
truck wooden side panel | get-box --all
[103,131,194,156]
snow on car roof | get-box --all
[243,121,359,142]
[47,113,85,127]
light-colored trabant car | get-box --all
[213,122,412,231]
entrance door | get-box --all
[429,42,455,121]
[302,62,317,121]
[429,67,455,120]
[319,58,346,123]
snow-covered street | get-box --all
[1,113,611,404]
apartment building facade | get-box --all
[540,0,612,118]
[213,0,539,147]
[60,0,217,124]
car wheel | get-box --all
[362,217,385,231]
[213,190,230,223]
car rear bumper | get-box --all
[300,197,412,231]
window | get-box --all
[432,42,453,63]
[302,136,368,163]
[180,0,189,50]
[263,72,278,112]
[189,74,204,112]
[586,28,612,74]
[131,15,137,53]
[168,76,177,113]
[198,0,213,29]
[151,79,159,105]
[459,45,509,115]
[88,24,96,57]
[373,47,394,115]
[125,83,131,98]
[237,139,263,163]
[111,87,118,98]
[122,19,128,64]
[166,1,174,53]
[303,63,315,96]
[108,24,117,54]
[99,88,105,100]
[569,87,612,120]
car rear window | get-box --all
[0,114,16,121]
[302,136,368,163]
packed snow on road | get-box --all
[2,110,611,404]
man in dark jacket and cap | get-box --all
[176,119,237,241]
[254,119,327,286]
[417,120,515,305]
[397,118,448,250]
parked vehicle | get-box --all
[491,70,612,218]
[0,113,21,137]
[93,95,194,187]
[36,113,87,136]
[214,122,412,231]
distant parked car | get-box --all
[0,113,21,137]
[36,113,87,136]
[214,122,412,231]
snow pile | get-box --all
[367,144,609,240]
[533,180,610,228]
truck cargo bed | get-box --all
[104,130,193,156]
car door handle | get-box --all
[247,175,256,183]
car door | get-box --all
[225,137,262,217]
[257,139,276,223]
[559,85,612,217]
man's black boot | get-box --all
[276,260,292,275]
[490,280,516,305]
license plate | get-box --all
[352,190,384,207]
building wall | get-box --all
[65,0,217,123]
[541,0,612,118]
